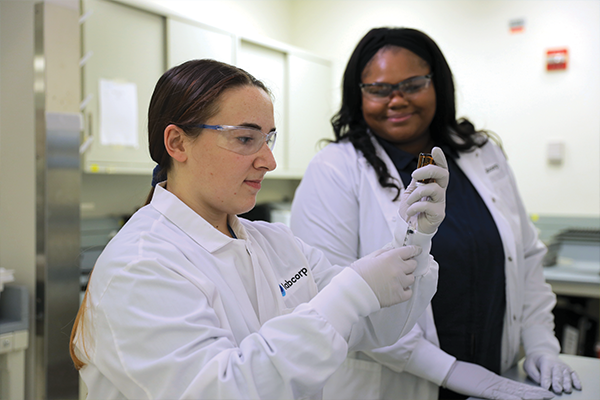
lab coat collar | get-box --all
[150,182,247,253]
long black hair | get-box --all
[331,27,489,198]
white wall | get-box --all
[119,0,294,43]
[289,0,600,217]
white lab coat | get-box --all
[74,182,438,400]
[291,136,560,400]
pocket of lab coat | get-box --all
[322,357,381,400]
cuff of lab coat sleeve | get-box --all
[411,230,434,276]
[404,338,457,386]
[309,268,380,341]
[392,214,434,276]
[392,215,410,248]
[522,324,561,356]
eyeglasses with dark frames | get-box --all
[359,74,433,102]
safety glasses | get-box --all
[360,74,433,102]
[198,124,277,155]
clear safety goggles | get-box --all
[359,74,433,102]
[198,124,277,155]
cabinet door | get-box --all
[166,17,234,68]
[82,0,164,174]
[236,40,288,176]
[287,54,333,175]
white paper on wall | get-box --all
[99,79,139,147]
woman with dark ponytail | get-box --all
[69,59,445,399]
[291,27,578,400]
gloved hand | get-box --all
[350,245,421,308]
[444,360,555,400]
[523,352,582,393]
[398,147,449,234]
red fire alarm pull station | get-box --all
[509,18,525,33]
[546,48,568,71]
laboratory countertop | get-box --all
[545,270,600,298]
[468,354,599,400]
[543,242,600,298]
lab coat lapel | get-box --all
[454,147,519,289]
[454,147,517,256]
[250,243,287,325]
[229,217,285,326]
[220,240,264,333]
[151,185,263,336]
[367,134,405,235]
[454,145,521,364]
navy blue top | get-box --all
[375,136,506,375]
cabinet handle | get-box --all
[80,112,94,155]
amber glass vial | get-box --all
[416,153,436,183]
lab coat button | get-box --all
[508,256,513,262]
[492,197,496,202]
[513,315,517,321]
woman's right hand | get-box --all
[350,245,422,307]
[398,147,449,235]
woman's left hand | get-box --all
[523,352,582,393]
[398,147,449,234]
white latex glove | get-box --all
[350,245,422,308]
[444,361,555,400]
[398,147,449,234]
[523,353,582,394]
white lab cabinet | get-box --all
[237,40,288,175]
[287,53,334,175]
[81,0,164,174]
[236,40,333,178]
[166,17,234,68]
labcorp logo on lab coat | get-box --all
[279,267,309,296]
